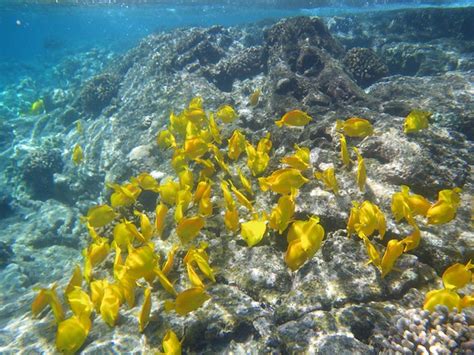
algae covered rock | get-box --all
[78,73,119,114]
[343,47,388,87]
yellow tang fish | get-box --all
[176,216,205,244]
[257,133,272,154]
[426,187,462,225]
[184,136,209,160]
[258,168,309,195]
[220,180,236,211]
[75,120,83,135]
[246,141,270,176]
[162,329,182,355]
[72,144,83,165]
[285,216,325,271]
[90,279,106,312]
[154,267,177,296]
[174,187,193,223]
[125,244,158,281]
[198,185,213,217]
[178,167,194,190]
[56,314,91,353]
[184,244,216,283]
[314,167,339,195]
[108,182,141,208]
[29,99,45,115]
[361,234,381,268]
[164,287,211,316]
[400,226,421,252]
[216,105,238,123]
[353,147,366,192]
[336,117,374,137]
[381,239,404,278]
[442,260,473,290]
[357,200,386,239]
[339,134,351,167]
[240,214,267,247]
[423,288,461,312]
[67,287,94,318]
[346,201,360,237]
[275,110,312,127]
[224,208,239,233]
[31,283,64,323]
[208,112,222,145]
[100,283,123,327]
[195,158,216,179]
[138,287,152,333]
[169,111,187,138]
[404,110,432,134]
[281,144,310,171]
[237,168,253,195]
[194,180,211,203]
[65,265,82,296]
[249,88,261,106]
[159,179,180,206]
[227,130,246,161]
[228,180,253,211]
[269,190,296,234]
[154,203,169,238]
[133,210,154,241]
[162,245,179,276]
[157,129,177,150]
[80,204,116,228]
[131,172,161,193]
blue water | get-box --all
[1,1,473,64]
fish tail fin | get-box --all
[258,177,269,192]
[275,119,283,127]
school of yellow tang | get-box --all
[33,97,469,353]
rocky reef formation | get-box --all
[0,6,472,354]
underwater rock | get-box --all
[205,46,267,92]
[78,73,119,114]
[21,148,64,201]
[0,241,14,268]
[0,191,13,219]
[343,47,388,87]
[371,306,474,353]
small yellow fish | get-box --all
[347,200,386,239]
[178,167,194,190]
[157,129,177,150]
[29,99,45,115]
[174,187,193,222]
[81,204,116,228]
[164,287,211,316]
[281,144,310,171]
[426,187,462,225]
[176,216,205,244]
[184,136,209,160]
[65,265,83,295]
[257,133,272,154]
[220,180,236,211]
[134,210,154,241]
[442,260,473,290]
[224,207,239,233]
[162,329,182,355]
[314,167,339,195]
[154,203,169,238]
[198,184,213,217]
[353,147,366,192]
[75,120,83,134]
[404,110,432,134]
[391,185,430,225]
[56,314,91,353]
[237,168,253,196]
[361,234,381,268]
[380,239,404,278]
[258,168,309,195]
[108,182,142,208]
[269,190,296,234]
[158,179,180,206]
[208,112,222,145]
[131,172,161,193]
[275,110,312,127]
[72,144,84,165]
[194,180,211,203]
[227,130,246,161]
[67,287,94,318]
[249,89,261,106]
[400,226,421,252]
[336,117,374,137]
[138,287,152,332]
[246,142,270,176]
[339,134,351,167]
[113,221,140,249]
[125,244,158,281]
[210,144,232,176]
[169,111,187,138]
[423,288,461,312]
[100,283,123,327]
[89,280,106,312]
[216,105,238,123]
[240,214,267,247]
[171,149,189,174]
[285,216,325,271]
[162,245,179,276]
[31,283,64,322]
[153,267,177,296]
[228,180,253,211]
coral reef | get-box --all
[78,73,119,114]
[343,47,388,87]
[21,148,63,201]
[371,306,474,353]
